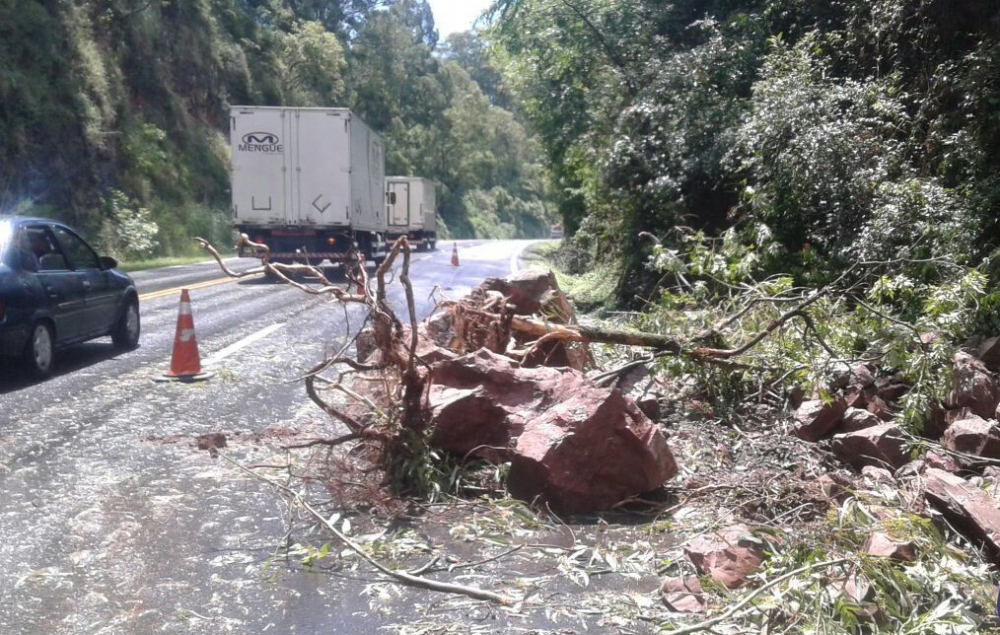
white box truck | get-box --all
[230,106,387,264]
[385,176,437,251]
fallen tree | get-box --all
[193,235,1000,629]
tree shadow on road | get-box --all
[0,340,137,395]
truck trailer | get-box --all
[230,106,387,264]
[385,176,437,251]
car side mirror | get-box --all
[100,256,118,270]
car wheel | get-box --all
[112,297,141,350]
[24,322,54,378]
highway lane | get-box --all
[0,240,535,635]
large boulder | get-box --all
[427,349,677,513]
[924,468,1000,560]
[947,352,1000,420]
[842,407,883,433]
[977,336,1000,371]
[830,363,876,391]
[830,424,909,470]
[941,415,1000,460]
[792,399,847,441]
[480,268,573,319]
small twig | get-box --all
[220,453,514,605]
[281,432,361,450]
[447,546,524,572]
[408,556,441,576]
[660,558,849,634]
[852,296,926,344]
[904,431,1000,467]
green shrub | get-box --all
[98,189,159,261]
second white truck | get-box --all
[230,106,387,264]
[385,176,437,251]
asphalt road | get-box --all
[0,240,535,635]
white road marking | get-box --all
[202,323,286,366]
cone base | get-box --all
[153,371,215,383]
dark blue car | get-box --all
[0,217,140,377]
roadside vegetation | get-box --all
[6,0,1000,631]
[524,238,1000,634]
[195,230,1000,633]
[0,0,551,251]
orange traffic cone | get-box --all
[451,243,459,267]
[156,289,213,382]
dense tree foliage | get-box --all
[0,0,549,255]
[486,0,1000,308]
[7,0,998,287]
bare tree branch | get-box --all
[221,453,514,606]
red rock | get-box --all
[788,384,805,410]
[844,386,867,409]
[428,349,571,459]
[480,268,572,318]
[481,269,589,370]
[977,336,1000,371]
[840,574,872,603]
[917,332,943,349]
[637,396,660,422]
[659,576,706,613]
[842,408,883,433]
[924,468,1000,560]
[876,382,910,403]
[428,349,677,514]
[830,424,909,470]
[924,451,959,472]
[509,395,677,514]
[947,352,1000,420]
[793,399,847,442]
[830,364,876,392]
[922,405,949,440]
[685,525,764,589]
[861,465,895,485]
[865,395,895,421]
[818,474,852,501]
[863,532,916,561]
[942,415,1000,460]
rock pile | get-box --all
[369,268,678,514]
[790,346,1000,562]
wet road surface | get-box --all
[0,241,533,635]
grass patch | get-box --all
[521,240,618,312]
[117,255,216,272]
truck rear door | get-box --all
[231,108,290,225]
[294,110,351,226]
[387,181,410,228]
